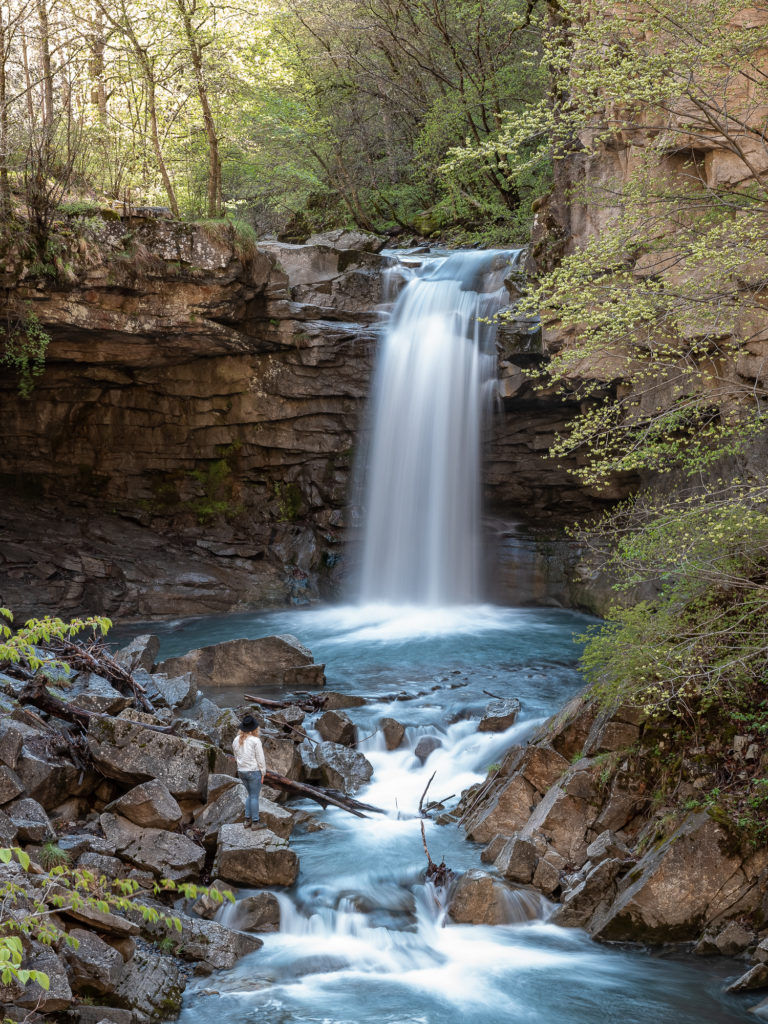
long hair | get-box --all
[236,714,260,746]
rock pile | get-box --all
[0,631,374,1024]
[450,691,768,1008]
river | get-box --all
[118,603,755,1024]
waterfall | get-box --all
[357,249,521,605]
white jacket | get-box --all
[232,733,266,774]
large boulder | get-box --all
[5,797,54,842]
[64,928,124,994]
[112,949,186,1023]
[447,869,541,925]
[113,635,160,674]
[180,697,239,749]
[139,671,196,712]
[156,635,325,689]
[138,908,262,969]
[262,732,302,779]
[13,725,91,809]
[316,710,356,746]
[414,736,442,763]
[226,892,281,932]
[478,698,521,733]
[315,742,373,793]
[216,823,299,886]
[194,782,247,846]
[88,715,209,799]
[66,672,132,715]
[550,858,624,929]
[15,946,72,1012]
[100,813,205,882]
[589,814,748,943]
[105,780,183,830]
[380,717,405,750]
[494,835,538,884]
[464,775,536,844]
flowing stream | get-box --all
[130,605,754,1024]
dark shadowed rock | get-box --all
[6,797,53,842]
[316,710,356,746]
[315,742,373,792]
[71,1006,133,1024]
[414,736,442,763]
[156,635,325,689]
[113,949,186,1023]
[105,780,183,830]
[0,766,24,805]
[380,717,405,750]
[478,698,521,733]
[64,928,124,994]
[550,858,624,928]
[88,716,209,799]
[216,823,299,886]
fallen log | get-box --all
[264,771,386,818]
[245,692,328,713]
[20,678,176,734]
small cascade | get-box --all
[357,249,522,605]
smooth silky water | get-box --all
[120,604,753,1024]
[125,250,754,1022]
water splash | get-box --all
[357,250,521,605]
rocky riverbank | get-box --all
[448,690,768,1017]
[0,631,377,1023]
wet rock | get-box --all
[0,765,24,805]
[298,739,322,781]
[380,717,405,750]
[6,797,53,842]
[550,858,624,929]
[112,949,186,1023]
[414,736,442,763]
[749,996,768,1019]
[216,823,299,887]
[100,813,205,881]
[15,947,72,1012]
[464,775,536,844]
[66,673,131,715]
[590,814,745,943]
[321,692,365,710]
[728,964,768,992]
[715,921,756,956]
[316,710,356,746]
[105,780,183,830]
[315,741,373,793]
[88,715,209,800]
[226,892,281,932]
[64,928,124,994]
[156,635,325,690]
[447,869,540,925]
[478,698,521,733]
[113,635,159,674]
[494,835,538,884]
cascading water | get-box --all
[357,249,521,605]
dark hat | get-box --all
[240,714,261,732]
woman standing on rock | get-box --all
[233,714,266,828]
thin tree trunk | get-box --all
[0,16,10,217]
[37,0,54,126]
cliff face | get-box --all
[0,221,382,618]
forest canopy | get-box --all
[0,0,549,242]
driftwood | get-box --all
[420,820,453,888]
[419,771,436,816]
[264,771,385,818]
[244,692,328,714]
[49,638,156,714]
[20,678,175,734]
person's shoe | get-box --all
[253,819,260,826]
[244,818,251,829]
